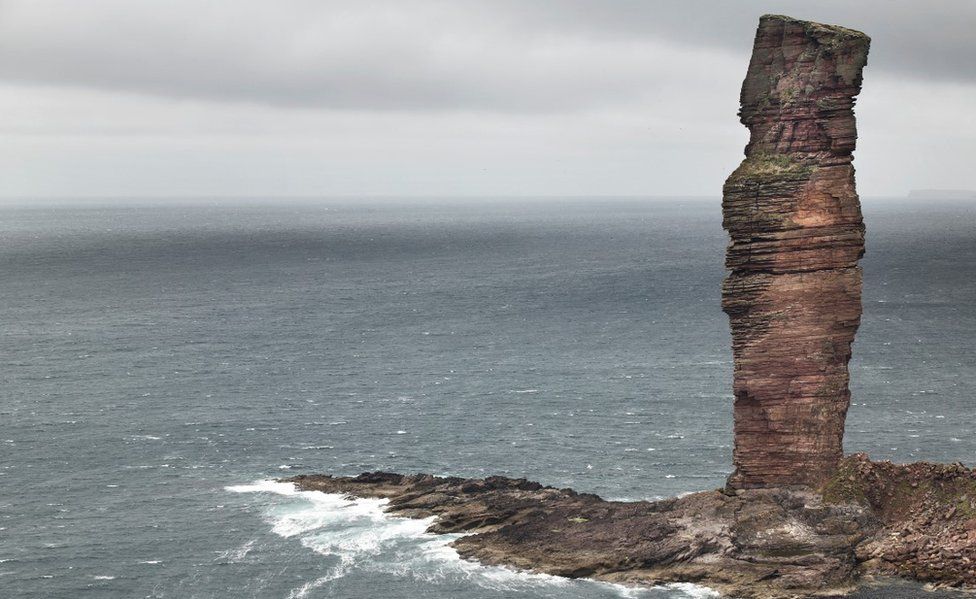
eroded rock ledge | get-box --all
[283,455,976,599]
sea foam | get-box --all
[228,480,718,598]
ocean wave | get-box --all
[215,539,256,564]
[226,480,300,496]
[228,480,719,598]
[664,582,720,598]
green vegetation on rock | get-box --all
[820,458,870,505]
[728,152,815,184]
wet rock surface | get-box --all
[283,455,976,598]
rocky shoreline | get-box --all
[282,454,976,599]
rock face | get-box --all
[284,455,976,598]
[722,15,871,489]
[830,455,976,588]
[284,470,876,599]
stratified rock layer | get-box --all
[284,455,976,598]
[723,15,871,489]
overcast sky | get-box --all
[1,0,973,199]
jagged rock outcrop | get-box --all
[283,455,976,598]
[722,15,871,489]
[284,470,877,598]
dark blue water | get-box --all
[2,198,973,598]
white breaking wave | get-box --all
[216,539,256,563]
[226,480,299,496]
[227,480,718,598]
[665,582,721,598]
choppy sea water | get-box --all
[2,198,973,598]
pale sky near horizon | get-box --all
[1,0,974,200]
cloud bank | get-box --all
[0,0,973,198]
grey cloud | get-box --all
[0,0,692,112]
[0,1,972,199]
[498,0,976,84]
[0,0,973,113]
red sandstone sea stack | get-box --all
[722,14,871,489]
[286,15,976,598]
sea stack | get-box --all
[723,15,870,488]
[285,17,976,596]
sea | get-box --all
[2,197,973,598]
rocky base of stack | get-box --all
[282,454,976,599]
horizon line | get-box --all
[0,193,946,203]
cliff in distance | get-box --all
[722,14,870,489]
